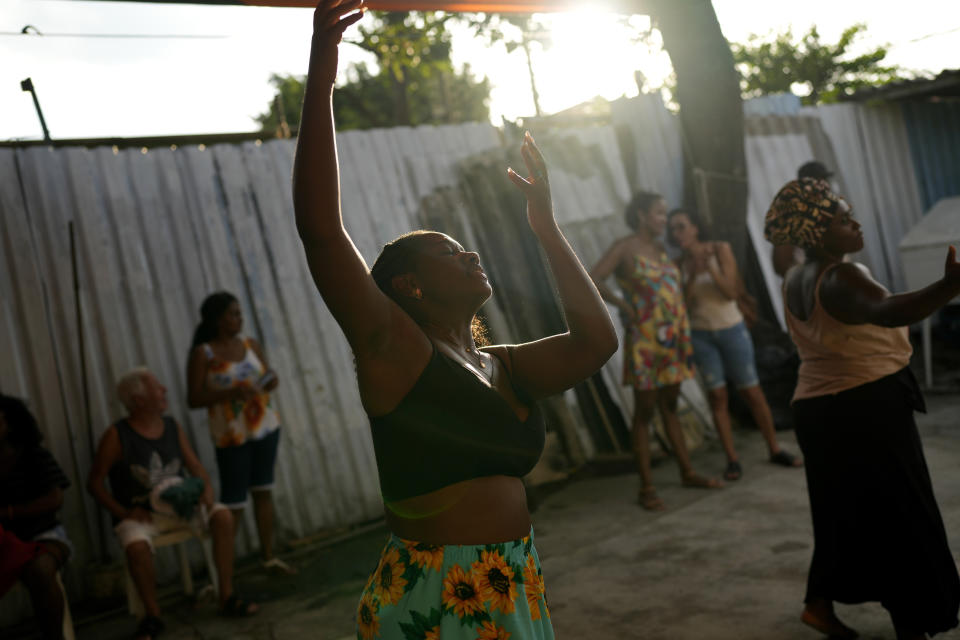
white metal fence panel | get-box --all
[0,123,503,589]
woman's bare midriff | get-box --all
[383,475,531,545]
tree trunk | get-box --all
[390,64,412,126]
[649,0,748,265]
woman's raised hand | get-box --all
[507,131,555,234]
[311,0,366,85]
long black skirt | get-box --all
[794,368,960,635]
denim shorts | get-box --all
[215,427,281,508]
[690,321,760,391]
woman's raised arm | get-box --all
[292,0,405,358]
[502,133,619,398]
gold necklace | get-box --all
[424,324,486,369]
[464,345,486,369]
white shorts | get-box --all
[114,503,227,552]
[33,524,74,560]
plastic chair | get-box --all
[123,526,218,617]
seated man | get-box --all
[0,393,73,640]
[88,368,256,640]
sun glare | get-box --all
[461,10,674,124]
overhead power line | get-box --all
[2,24,227,39]
[905,25,960,43]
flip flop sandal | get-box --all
[133,615,165,640]
[219,594,259,618]
[724,461,743,481]
[262,557,297,575]
[769,450,801,467]
[637,486,666,511]
[681,472,724,489]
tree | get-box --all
[648,1,747,265]
[468,14,551,117]
[255,11,490,132]
[731,24,902,104]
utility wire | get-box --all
[886,25,960,49]
[905,25,960,43]
[2,25,227,39]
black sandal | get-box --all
[769,450,801,467]
[724,461,742,481]
[133,615,165,640]
[220,593,259,618]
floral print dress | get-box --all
[616,252,695,390]
[357,530,552,640]
[203,338,280,448]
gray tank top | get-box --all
[107,417,184,515]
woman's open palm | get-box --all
[312,0,365,85]
[507,132,555,234]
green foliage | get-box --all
[730,24,902,104]
[255,73,304,135]
[255,11,490,132]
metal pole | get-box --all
[69,221,107,561]
[521,40,542,117]
[20,77,52,143]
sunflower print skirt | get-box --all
[356,529,554,640]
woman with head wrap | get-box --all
[766,178,960,640]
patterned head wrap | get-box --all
[764,178,844,250]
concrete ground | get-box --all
[51,393,960,640]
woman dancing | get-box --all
[294,2,618,638]
[766,178,960,640]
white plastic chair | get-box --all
[123,526,218,617]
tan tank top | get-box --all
[784,265,912,401]
[683,254,743,331]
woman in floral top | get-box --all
[187,291,294,575]
[591,191,721,511]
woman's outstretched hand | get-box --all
[311,0,366,86]
[945,245,960,285]
[507,131,555,234]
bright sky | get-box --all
[3,0,960,141]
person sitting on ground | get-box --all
[667,207,802,480]
[87,368,257,640]
[0,393,73,640]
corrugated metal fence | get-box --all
[1,96,691,617]
[0,123,513,597]
[3,92,955,619]
[744,101,959,327]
